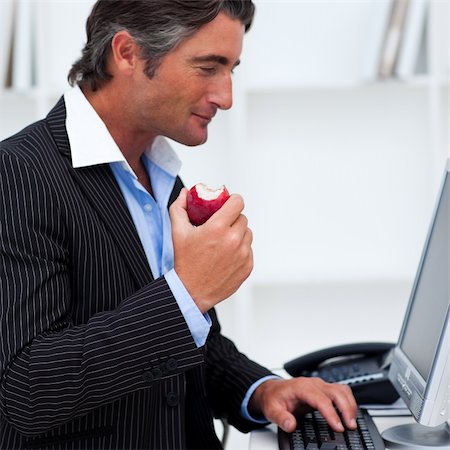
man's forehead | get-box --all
[175,13,245,64]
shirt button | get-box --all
[144,203,152,212]
[166,392,179,407]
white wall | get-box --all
[0,0,449,367]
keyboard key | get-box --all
[319,444,338,449]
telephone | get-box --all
[283,342,399,405]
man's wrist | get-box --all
[241,375,282,423]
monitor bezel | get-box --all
[388,159,450,427]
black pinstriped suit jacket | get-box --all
[0,98,273,449]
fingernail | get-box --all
[350,418,357,429]
[283,419,292,431]
[336,421,344,432]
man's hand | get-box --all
[249,377,358,433]
[170,188,253,313]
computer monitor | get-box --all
[382,159,450,449]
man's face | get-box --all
[130,12,245,146]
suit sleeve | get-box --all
[0,151,204,436]
[204,308,275,433]
[169,176,275,432]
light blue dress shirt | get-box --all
[109,156,211,348]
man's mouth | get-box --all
[193,113,212,121]
[192,111,216,122]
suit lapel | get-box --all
[71,165,154,288]
[169,176,184,207]
[46,97,153,289]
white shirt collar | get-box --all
[64,85,182,178]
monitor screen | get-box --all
[399,173,449,382]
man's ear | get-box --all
[110,30,140,74]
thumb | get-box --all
[273,410,297,433]
[169,188,189,224]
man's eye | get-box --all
[200,67,216,74]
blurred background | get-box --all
[0,0,448,373]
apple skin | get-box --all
[186,183,230,226]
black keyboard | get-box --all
[278,408,385,450]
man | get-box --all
[0,1,357,449]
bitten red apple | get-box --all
[186,183,230,226]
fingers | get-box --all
[228,214,253,244]
[170,190,246,230]
[207,194,244,227]
[331,384,357,429]
[256,378,357,436]
[244,226,253,246]
[205,195,252,247]
[315,398,346,433]
[306,381,357,432]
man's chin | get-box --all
[173,130,208,147]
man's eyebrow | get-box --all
[190,55,241,69]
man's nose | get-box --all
[209,75,233,110]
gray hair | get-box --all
[68,0,255,91]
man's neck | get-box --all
[81,85,155,168]
[81,84,156,196]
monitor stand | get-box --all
[382,422,450,449]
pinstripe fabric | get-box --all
[0,98,273,449]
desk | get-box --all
[247,414,415,450]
